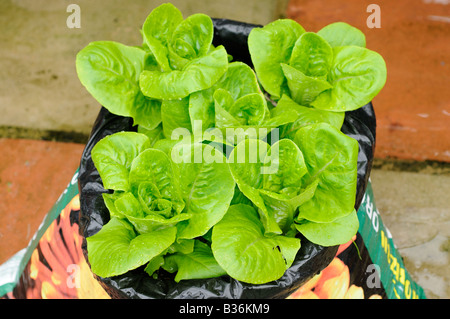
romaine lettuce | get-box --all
[139,3,228,100]
[78,3,386,285]
[211,204,300,284]
[88,132,235,277]
[248,19,387,111]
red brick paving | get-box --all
[0,138,84,264]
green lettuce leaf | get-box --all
[317,22,366,48]
[248,19,306,99]
[137,123,164,147]
[144,256,165,277]
[295,209,359,246]
[126,208,192,234]
[273,95,345,139]
[131,96,162,131]
[140,46,228,99]
[171,143,235,239]
[280,63,332,105]
[142,2,184,71]
[102,191,125,219]
[294,122,359,222]
[171,14,213,60]
[114,191,144,218]
[228,138,310,235]
[188,61,299,143]
[76,41,161,130]
[262,139,307,193]
[163,240,226,282]
[289,32,333,78]
[104,190,191,234]
[189,61,266,132]
[167,239,195,255]
[214,89,267,127]
[161,98,192,139]
[248,20,386,112]
[188,88,216,135]
[86,217,176,277]
[91,132,150,191]
[128,148,185,213]
[311,46,387,111]
[227,138,278,235]
[211,204,300,284]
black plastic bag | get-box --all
[77,19,376,299]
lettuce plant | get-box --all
[225,122,359,242]
[77,3,386,285]
[89,131,235,278]
[138,3,228,100]
[76,3,228,132]
[248,20,387,112]
[189,61,300,144]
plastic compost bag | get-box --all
[76,19,376,299]
[0,20,426,300]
